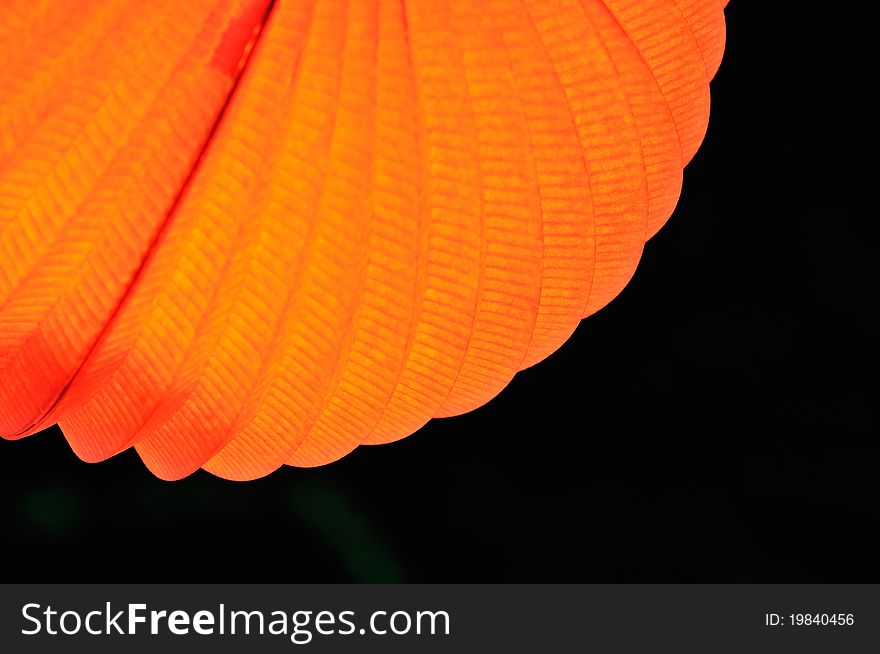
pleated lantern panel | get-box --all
[0,0,727,480]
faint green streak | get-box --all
[21,488,81,536]
[291,481,405,583]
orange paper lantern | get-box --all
[0,0,727,479]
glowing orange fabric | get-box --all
[0,0,727,479]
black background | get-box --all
[2,3,875,582]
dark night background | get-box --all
[2,3,875,582]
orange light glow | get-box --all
[0,0,727,479]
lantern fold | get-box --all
[0,0,727,479]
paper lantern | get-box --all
[0,0,727,479]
